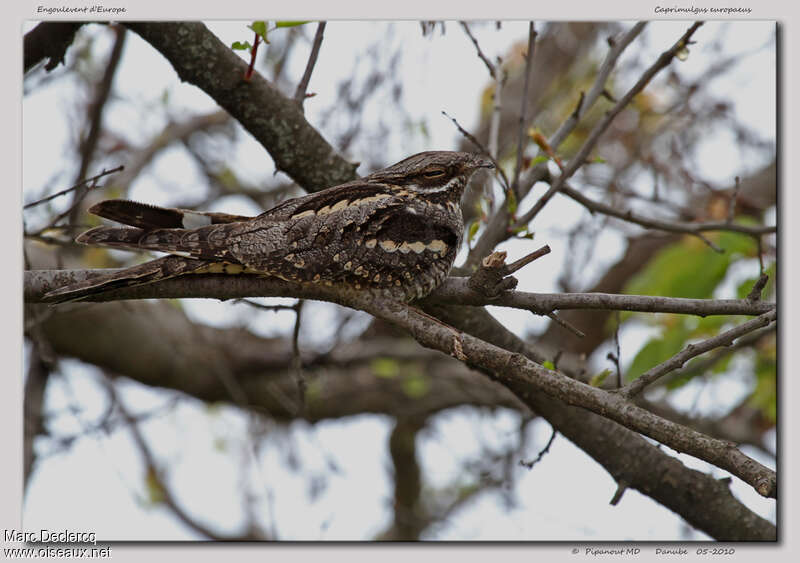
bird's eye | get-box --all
[422,168,446,178]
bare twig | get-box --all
[545,312,585,338]
[68,25,126,226]
[293,22,326,107]
[519,427,557,469]
[545,23,648,154]
[104,380,266,540]
[608,311,622,388]
[23,166,125,210]
[292,300,306,409]
[619,309,777,398]
[243,31,261,81]
[28,176,103,237]
[511,22,537,198]
[516,22,704,228]
[441,111,510,190]
[610,479,629,506]
[465,22,648,269]
[234,298,298,312]
[502,245,551,276]
[459,22,497,78]
[727,176,741,223]
[487,59,504,161]
[560,181,776,240]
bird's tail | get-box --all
[43,199,258,303]
[41,255,227,304]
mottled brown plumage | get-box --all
[44,151,494,303]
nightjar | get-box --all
[44,151,494,303]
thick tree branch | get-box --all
[124,22,358,193]
[25,269,776,318]
[24,22,86,73]
[24,268,776,500]
[424,304,775,539]
[360,297,776,500]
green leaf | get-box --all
[589,369,612,387]
[750,355,776,423]
[402,374,429,398]
[371,357,400,379]
[248,21,269,42]
[624,233,756,301]
[467,220,480,243]
[592,156,606,164]
[748,333,776,423]
[530,155,549,166]
[542,360,555,370]
[276,20,310,28]
[231,41,252,51]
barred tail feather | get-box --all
[42,256,216,304]
[76,226,148,250]
[88,199,252,230]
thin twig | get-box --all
[459,21,496,78]
[23,166,124,210]
[441,111,510,190]
[519,427,557,469]
[293,22,326,107]
[727,176,741,223]
[545,312,585,338]
[292,300,306,410]
[28,177,103,237]
[511,22,537,198]
[68,24,126,226]
[610,479,629,506]
[619,309,777,398]
[608,311,622,388]
[465,22,648,269]
[501,244,551,276]
[243,31,261,81]
[104,380,265,540]
[234,298,298,312]
[487,59,504,161]
[560,181,776,240]
[746,274,769,302]
[516,22,704,228]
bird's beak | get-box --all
[471,154,495,170]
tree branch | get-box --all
[423,304,775,539]
[465,22,648,269]
[24,22,86,73]
[124,22,358,193]
[619,310,777,398]
[25,269,776,319]
[293,22,327,108]
[24,268,776,500]
[514,22,704,229]
[560,181,776,239]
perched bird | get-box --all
[44,151,494,304]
